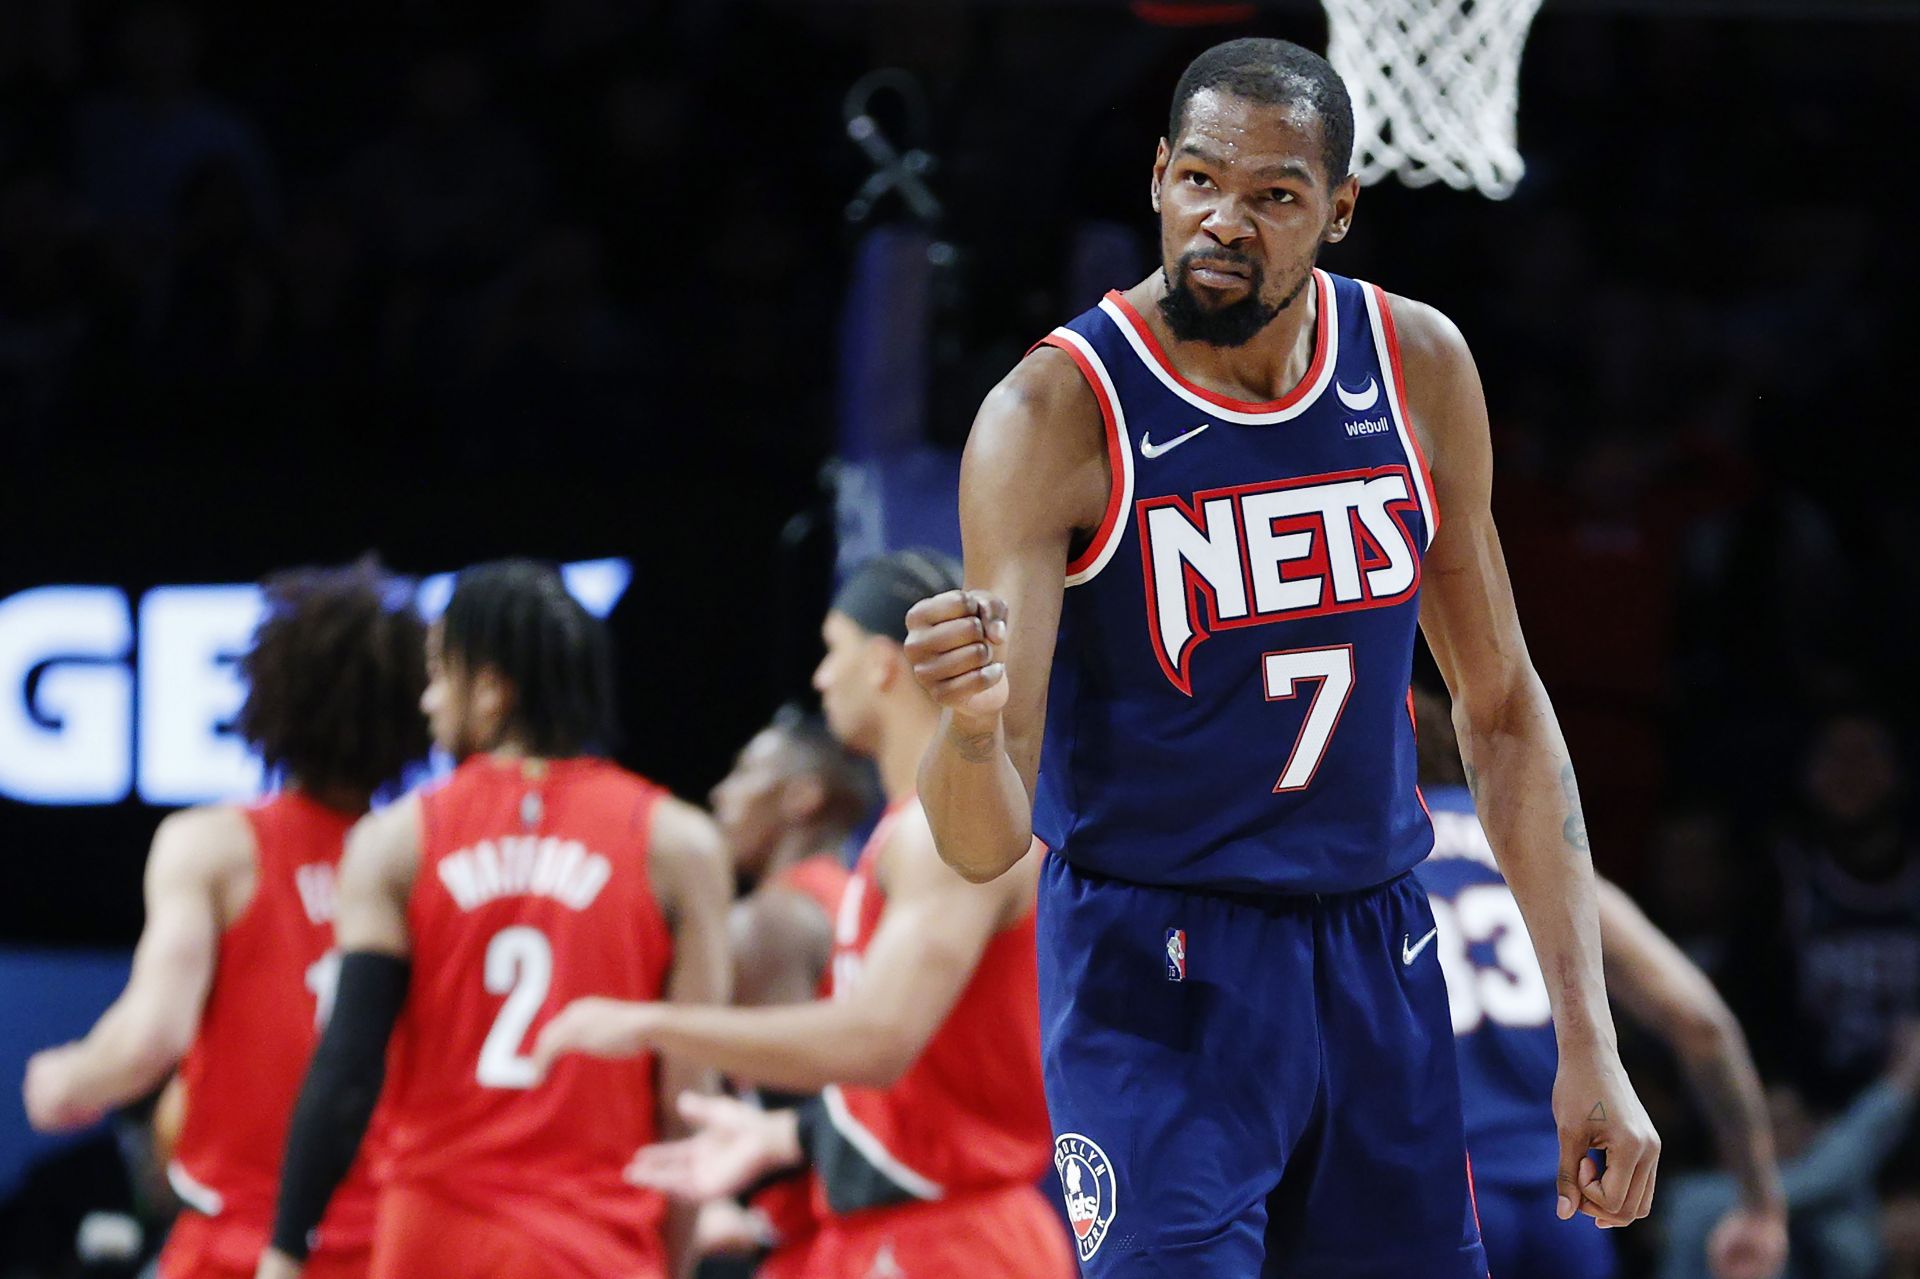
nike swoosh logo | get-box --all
[1402,926,1439,966]
[1139,423,1211,459]
[1336,377,1380,412]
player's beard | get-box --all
[1158,252,1312,348]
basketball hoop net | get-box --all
[1322,0,1543,200]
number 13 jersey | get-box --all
[1033,270,1439,894]
[383,754,673,1271]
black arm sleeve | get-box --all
[268,951,409,1260]
[792,1094,922,1216]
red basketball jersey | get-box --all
[164,792,380,1270]
[380,754,673,1278]
[816,798,1053,1209]
[771,852,849,923]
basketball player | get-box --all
[1411,686,1787,1279]
[902,37,1660,1276]
[705,707,868,1275]
[712,705,867,1009]
[23,559,429,1279]
[255,560,731,1279]
[531,551,1076,1279]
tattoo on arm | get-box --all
[1588,1101,1608,1122]
[1462,761,1482,804]
[947,723,998,765]
[1558,762,1590,853]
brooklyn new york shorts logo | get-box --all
[1054,1132,1117,1262]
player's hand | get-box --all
[905,589,1010,718]
[1552,1046,1660,1228]
[693,1198,771,1257]
[254,1247,304,1279]
[1706,1201,1788,1279]
[528,997,658,1081]
[624,1092,803,1202]
[22,1046,103,1133]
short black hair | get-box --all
[440,559,615,758]
[237,556,430,798]
[769,702,878,838]
[1168,38,1355,187]
[831,548,963,642]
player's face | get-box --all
[421,626,501,761]
[421,625,465,757]
[813,612,884,757]
[1152,89,1358,347]
[709,728,795,878]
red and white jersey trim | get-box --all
[820,1084,946,1201]
[166,1159,226,1216]
[1097,269,1340,425]
[1361,283,1439,547]
[1038,327,1135,588]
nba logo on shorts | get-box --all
[1054,1133,1117,1263]
[1165,927,1187,981]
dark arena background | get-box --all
[3,1,1917,1276]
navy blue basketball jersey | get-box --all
[1413,784,1560,1188]
[1031,269,1438,894]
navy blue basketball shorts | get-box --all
[1038,853,1488,1278]
[1472,1179,1616,1279]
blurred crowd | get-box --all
[0,0,852,476]
[3,1,1916,1276]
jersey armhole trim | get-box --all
[1407,687,1438,854]
[819,1083,946,1202]
[1364,284,1440,547]
[166,1159,226,1216]
[1035,330,1134,587]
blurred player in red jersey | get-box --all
[256,560,732,1279]
[702,707,873,1276]
[23,559,431,1279]
[712,704,870,1010]
[533,550,1076,1279]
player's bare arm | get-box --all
[644,797,734,1279]
[258,798,420,1279]
[1402,293,1660,1227]
[533,811,1027,1094]
[906,346,1109,881]
[330,795,421,955]
[1596,880,1785,1269]
[23,806,250,1132]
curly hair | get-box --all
[439,559,615,758]
[235,556,430,798]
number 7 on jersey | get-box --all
[1261,645,1355,792]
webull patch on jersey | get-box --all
[1138,466,1423,694]
[1055,1133,1118,1262]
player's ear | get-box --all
[868,635,906,694]
[471,666,513,740]
[1324,174,1360,243]
[1151,138,1170,213]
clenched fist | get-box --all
[904,590,1010,717]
